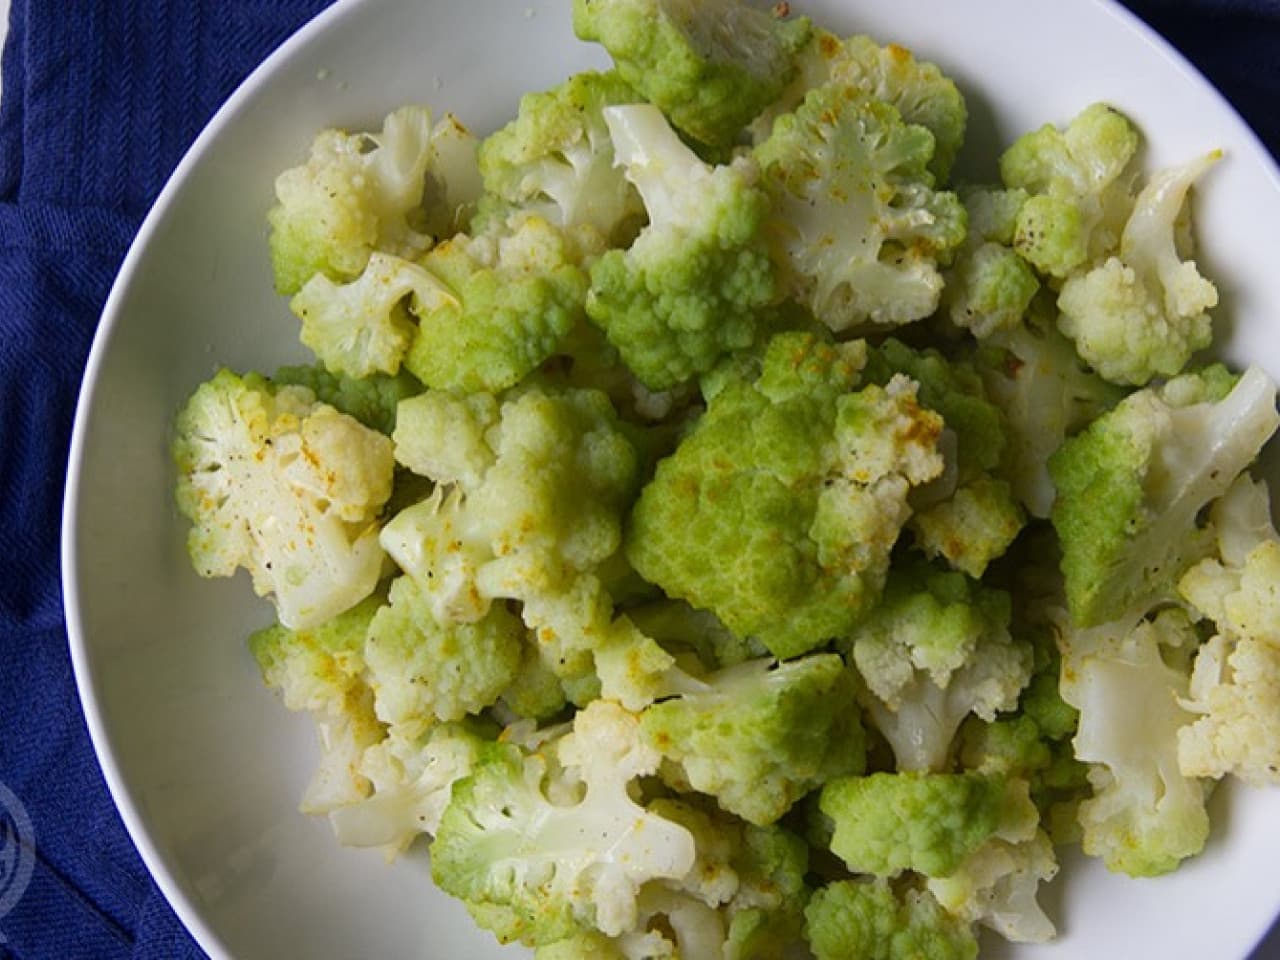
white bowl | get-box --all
[62,0,1280,958]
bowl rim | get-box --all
[59,0,1280,957]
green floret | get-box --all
[478,70,644,243]
[1057,151,1222,386]
[382,385,690,709]
[848,563,1031,772]
[249,595,382,713]
[804,880,978,960]
[268,106,481,295]
[627,332,944,658]
[1049,364,1279,627]
[403,213,588,394]
[572,0,812,148]
[271,363,422,435]
[431,701,697,946]
[248,601,385,815]
[641,655,865,826]
[1000,102,1139,278]
[381,384,638,624]
[364,576,523,734]
[959,706,1088,847]
[639,796,810,955]
[752,30,968,182]
[756,85,966,332]
[944,240,1040,340]
[173,369,395,630]
[584,104,778,390]
[818,771,1022,878]
[723,819,811,958]
[849,561,1012,697]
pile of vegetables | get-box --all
[171,0,1280,956]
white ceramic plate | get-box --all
[62,0,1280,958]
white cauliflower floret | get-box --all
[328,724,491,857]
[173,369,394,630]
[928,826,1059,944]
[754,84,966,331]
[1060,609,1210,877]
[1057,151,1222,386]
[430,701,698,946]
[1177,475,1280,785]
[290,252,458,379]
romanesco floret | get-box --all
[818,771,1032,879]
[627,332,944,659]
[478,70,644,244]
[804,880,978,960]
[173,369,394,630]
[328,720,497,856]
[271,363,422,435]
[382,383,638,623]
[722,821,810,958]
[1057,151,1222,386]
[1058,609,1211,876]
[999,102,1139,278]
[364,576,523,734]
[402,212,589,393]
[431,701,697,946]
[752,31,967,182]
[249,595,380,714]
[1049,363,1280,628]
[756,85,966,331]
[941,186,1039,339]
[850,565,1032,772]
[248,601,385,814]
[959,713,1088,847]
[850,562,1012,700]
[584,104,778,390]
[975,298,1127,517]
[640,655,865,826]
[572,0,812,148]
[944,242,1041,341]
[1177,475,1280,784]
[268,106,480,295]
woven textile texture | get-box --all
[0,1,1276,957]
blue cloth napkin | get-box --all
[0,2,1276,958]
